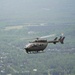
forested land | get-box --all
[0,23,75,75]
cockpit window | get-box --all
[31,44,37,47]
[26,43,32,47]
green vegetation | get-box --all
[0,23,75,75]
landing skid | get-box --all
[26,50,45,54]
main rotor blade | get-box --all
[40,34,56,39]
[20,34,56,40]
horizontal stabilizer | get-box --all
[48,36,65,44]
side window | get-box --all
[34,44,37,47]
[39,44,43,46]
[32,44,37,47]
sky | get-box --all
[0,0,75,23]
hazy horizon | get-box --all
[0,0,75,24]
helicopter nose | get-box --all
[24,47,29,50]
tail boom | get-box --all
[47,36,65,44]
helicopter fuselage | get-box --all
[25,42,48,53]
[25,39,48,53]
[24,36,65,53]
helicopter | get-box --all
[24,34,65,53]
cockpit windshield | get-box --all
[25,43,32,48]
